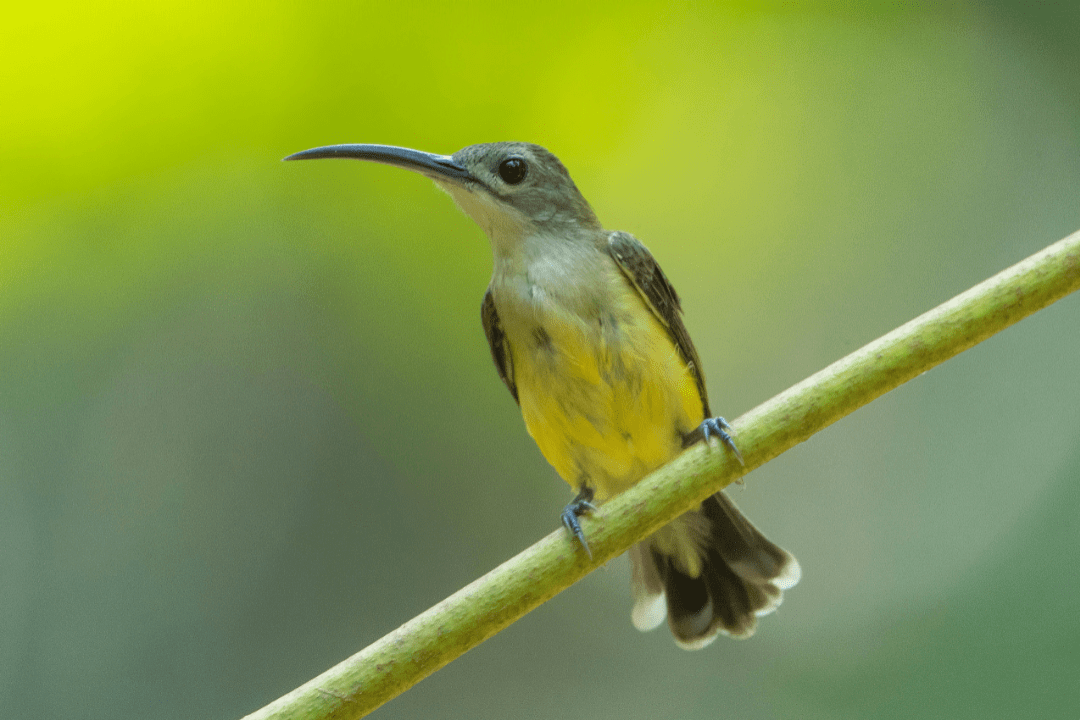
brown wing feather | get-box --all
[481,288,518,404]
[606,231,710,416]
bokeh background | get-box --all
[3,3,1079,719]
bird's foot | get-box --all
[684,416,745,466]
[561,486,596,558]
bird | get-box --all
[284,141,800,648]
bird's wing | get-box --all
[606,231,710,415]
[481,287,519,404]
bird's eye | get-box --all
[498,157,528,185]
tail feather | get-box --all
[630,492,800,649]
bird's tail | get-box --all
[629,491,800,649]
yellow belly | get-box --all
[512,298,704,500]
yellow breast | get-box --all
[510,281,704,500]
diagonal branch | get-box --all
[243,229,1080,720]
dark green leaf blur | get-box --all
[2,3,1079,718]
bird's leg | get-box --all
[683,416,745,466]
[561,484,596,558]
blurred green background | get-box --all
[3,2,1079,719]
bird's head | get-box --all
[285,141,600,246]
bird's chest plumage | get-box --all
[490,255,703,500]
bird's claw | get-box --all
[561,487,596,558]
[696,416,745,466]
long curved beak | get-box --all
[283,143,473,184]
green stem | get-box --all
[243,229,1080,720]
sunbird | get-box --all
[286,142,799,648]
